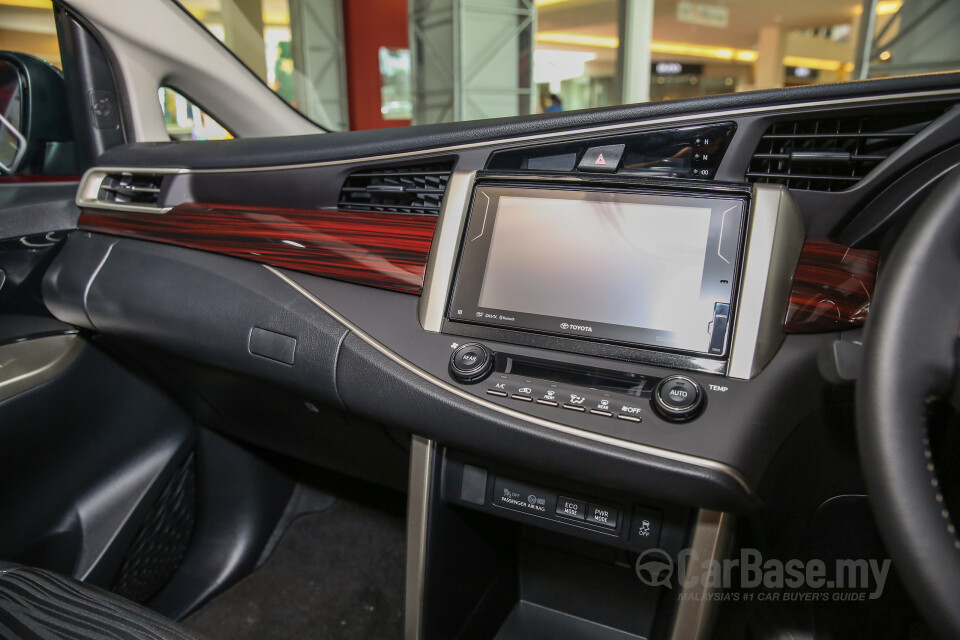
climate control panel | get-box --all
[448,342,706,424]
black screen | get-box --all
[448,185,746,356]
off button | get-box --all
[653,375,703,422]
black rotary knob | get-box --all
[449,343,494,383]
[652,375,704,422]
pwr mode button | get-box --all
[493,477,556,517]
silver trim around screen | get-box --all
[405,436,434,640]
[265,265,755,496]
[419,170,476,331]
[726,185,805,380]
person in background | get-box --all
[545,93,563,113]
[272,41,296,107]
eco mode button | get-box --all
[493,477,557,517]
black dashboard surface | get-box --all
[46,74,960,513]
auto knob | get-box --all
[652,375,704,422]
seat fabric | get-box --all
[0,563,202,640]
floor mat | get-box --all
[183,500,406,640]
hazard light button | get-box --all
[578,144,625,173]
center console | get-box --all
[406,162,804,639]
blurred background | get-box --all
[3,0,958,136]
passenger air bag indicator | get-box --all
[493,477,557,516]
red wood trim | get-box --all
[784,239,880,333]
[78,203,438,294]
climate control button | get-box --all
[450,343,494,383]
[652,375,704,422]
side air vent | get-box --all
[97,172,165,207]
[746,108,944,192]
[338,162,454,215]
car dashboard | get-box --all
[36,73,960,639]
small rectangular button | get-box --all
[563,403,586,412]
[586,504,619,529]
[493,477,556,517]
[578,144,625,173]
[249,327,297,364]
[487,389,508,397]
[460,464,488,506]
[618,414,641,423]
[590,409,613,417]
[536,399,559,406]
[511,394,533,402]
[708,303,730,355]
[556,496,587,521]
[629,505,663,548]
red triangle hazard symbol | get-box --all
[595,154,607,165]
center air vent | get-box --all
[746,107,944,192]
[338,162,453,215]
[97,171,166,207]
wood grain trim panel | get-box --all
[784,239,880,333]
[78,203,438,294]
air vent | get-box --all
[338,162,453,215]
[97,171,166,208]
[746,108,944,192]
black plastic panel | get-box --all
[0,339,195,587]
[44,233,346,406]
[96,72,960,170]
[487,122,735,179]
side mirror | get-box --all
[0,52,79,177]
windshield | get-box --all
[179,0,960,132]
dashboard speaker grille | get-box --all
[338,162,453,215]
[745,108,944,192]
[97,171,166,208]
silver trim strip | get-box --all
[83,88,960,178]
[727,184,805,380]
[405,435,434,640]
[669,509,734,640]
[419,170,476,331]
[0,334,84,403]
[264,265,755,496]
[76,167,186,214]
[0,111,27,174]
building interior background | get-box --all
[2,0,958,139]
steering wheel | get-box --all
[858,166,960,638]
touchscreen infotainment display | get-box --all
[447,185,746,356]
